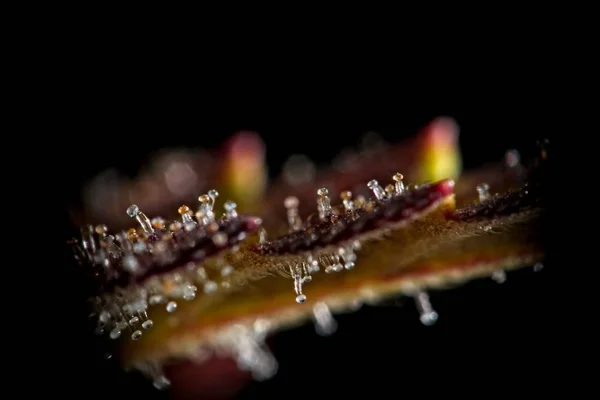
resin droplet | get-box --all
[178,205,195,225]
[153,376,171,390]
[317,188,332,220]
[208,189,219,206]
[284,196,302,231]
[354,195,366,209]
[492,270,507,283]
[224,200,238,219]
[212,232,228,247]
[126,204,154,234]
[197,194,215,225]
[95,224,108,236]
[367,179,386,200]
[505,149,521,168]
[340,190,354,212]
[301,262,313,282]
[127,228,138,241]
[385,184,395,197]
[291,265,307,303]
[414,291,438,326]
[476,183,491,202]
[81,225,96,254]
[166,301,177,312]
[338,246,357,270]
[126,204,139,217]
[258,227,268,244]
[393,173,405,195]
[307,255,320,273]
[313,302,337,336]
[142,363,171,390]
[233,328,278,381]
[151,217,165,230]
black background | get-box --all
[53,82,559,399]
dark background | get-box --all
[55,92,558,399]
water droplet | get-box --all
[419,311,438,326]
[533,262,544,272]
[166,301,177,312]
[414,291,438,326]
[99,311,111,323]
[296,294,307,303]
[492,270,507,283]
[109,328,121,339]
[204,281,218,293]
[152,376,171,390]
[313,302,337,336]
[182,284,197,301]
[183,292,196,301]
[142,320,153,329]
[131,330,143,340]
[149,294,166,305]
